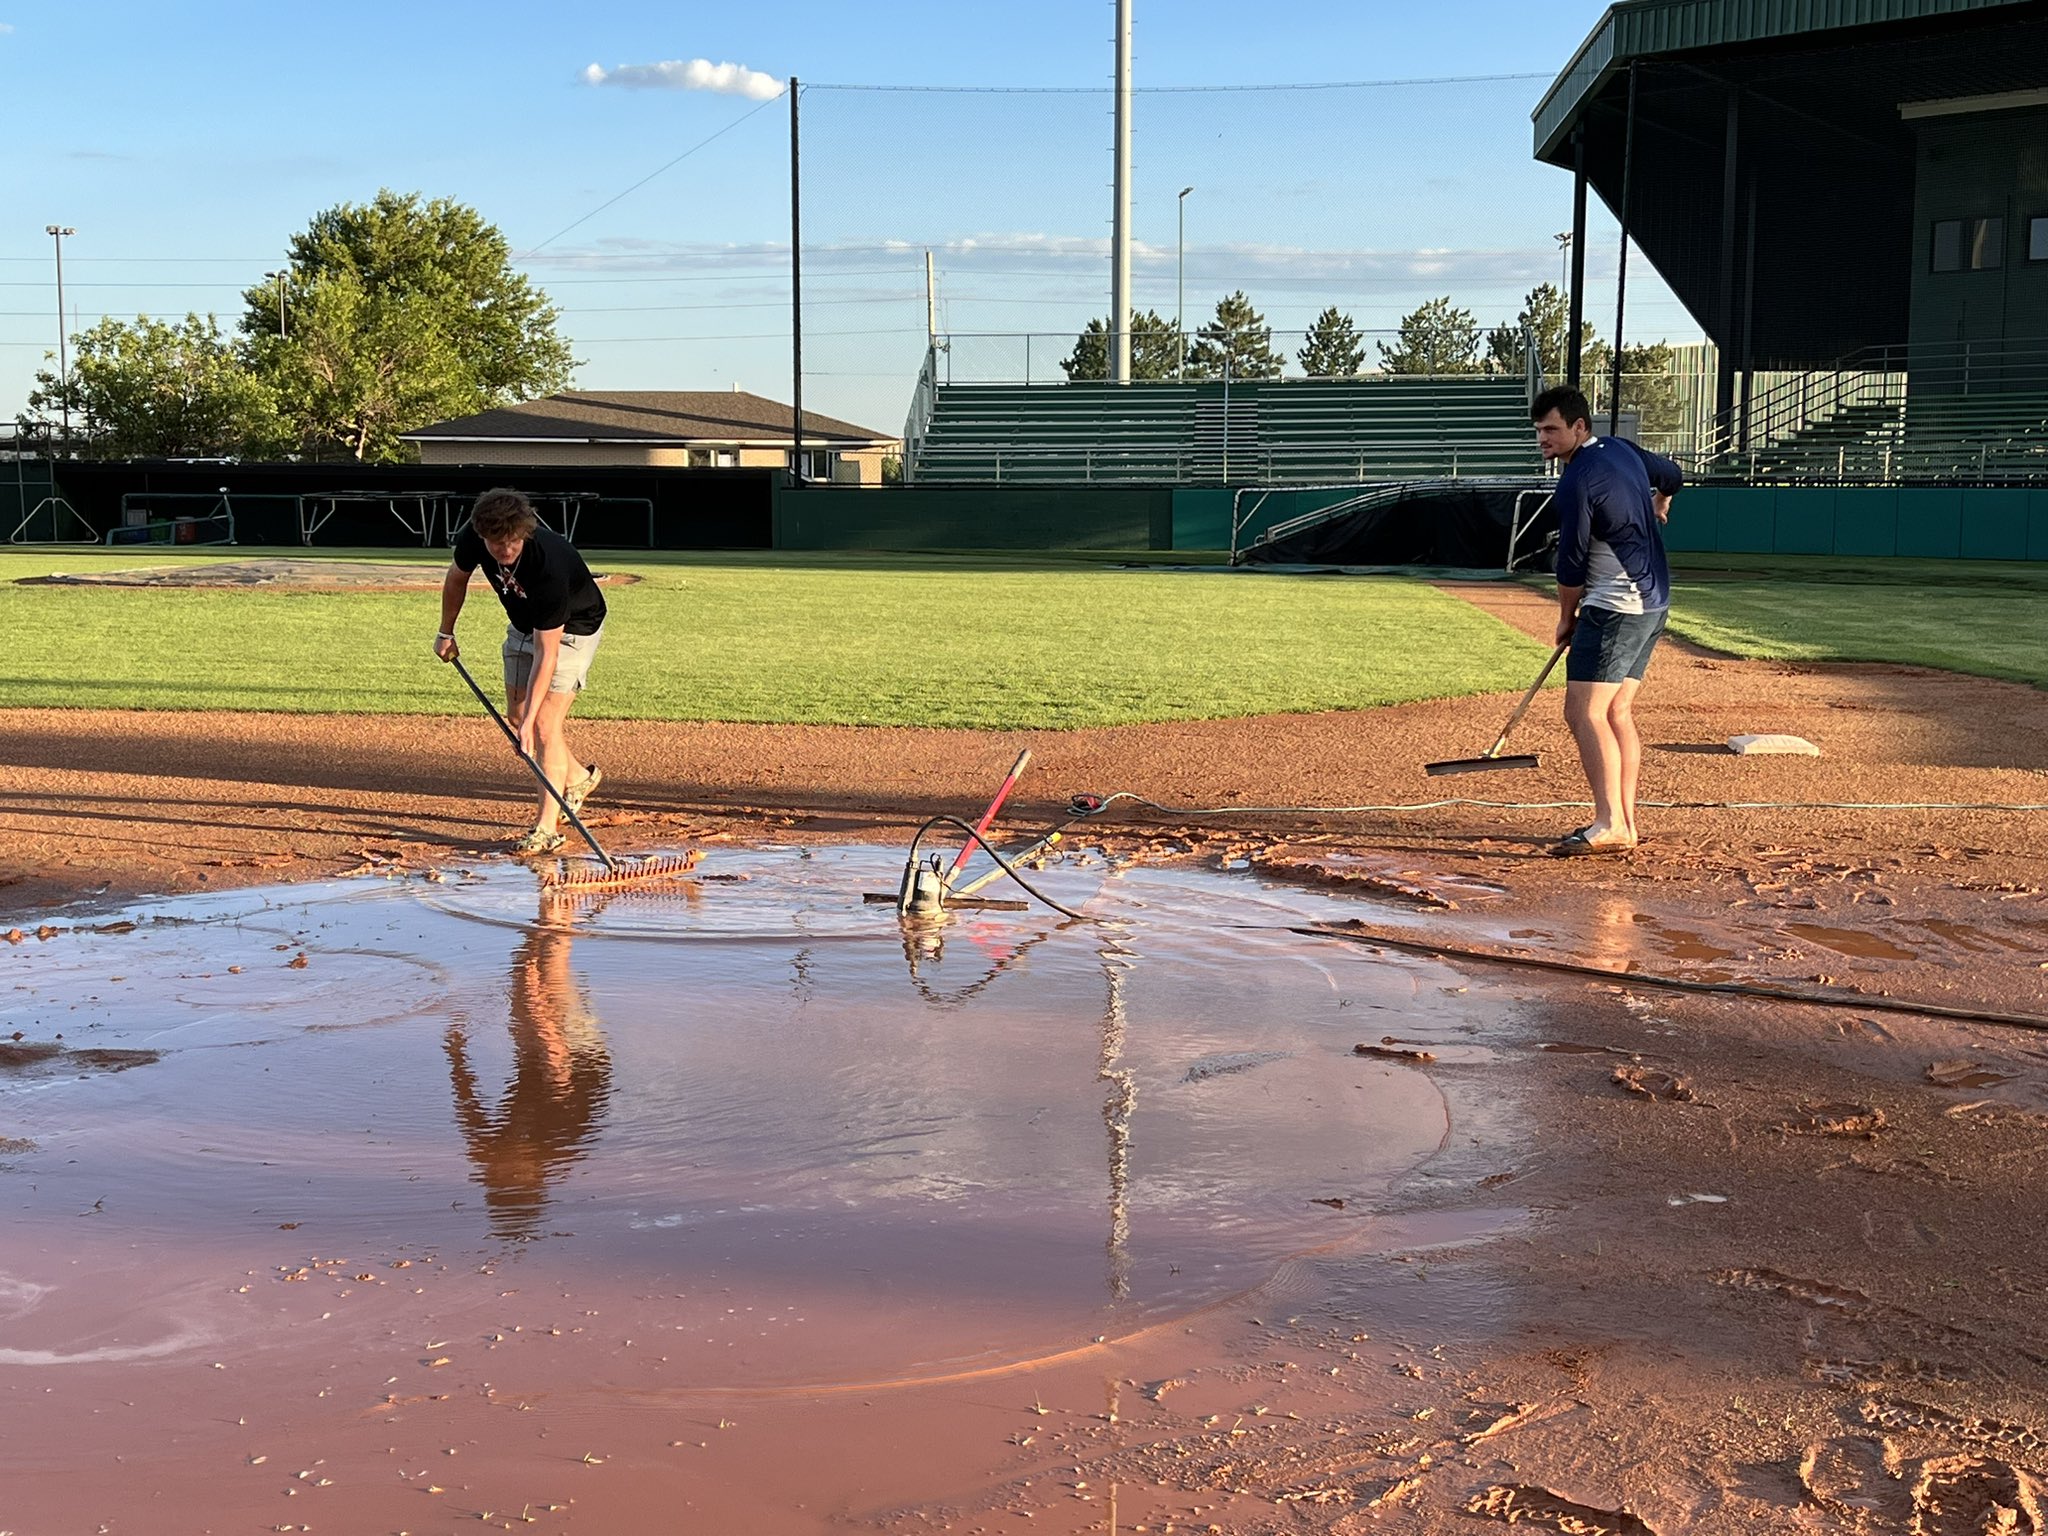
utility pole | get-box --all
[789,76,805,483]
[1109,0,1133,384]
[45,225,76,438]
[264,270,290,340]
[1177,186,1193,379]
[1554,232,1572,297]
[924,249,938,346]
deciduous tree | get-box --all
[244,190,576,460]
[25,313,285,457]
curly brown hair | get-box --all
[468,488,538,541]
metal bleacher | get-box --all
[1702,339,2048,486]
[906,374,1541,486]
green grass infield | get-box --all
[0,548,1548,729]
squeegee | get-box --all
[1424,642,1566,777]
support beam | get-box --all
[1609,62,1638,437]
[1568,125,1587,389]
[1715,88,1741,440]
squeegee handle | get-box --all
[449,654,615,871]
[1484,642,1569,759]
[946,748,1032,880]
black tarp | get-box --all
[1239,482,1554,569]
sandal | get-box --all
[564,763,602,815]
[511,829,567,857]
[1554,828,1636,858]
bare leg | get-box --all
[1563,680,1628,842]
[529,687,580,834]
[1610,679,1644,842]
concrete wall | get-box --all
[1665,485,2048,560]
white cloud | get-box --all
[0,22,15,33]
[581,58,783,100]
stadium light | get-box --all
[1178,187,1195,379]
[45,225,76,438]
[1554,231,1572,295]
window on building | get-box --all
[1932,217,2003,272]
[2030,216,2048,262]
[789,448,835,479]
[1932,220,1962,271]
[688,447,741,468]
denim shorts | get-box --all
[503,624,603,696]
[1566,605,1666,685]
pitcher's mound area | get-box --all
[18,558,639,591]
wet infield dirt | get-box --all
[4,582,2048,1531]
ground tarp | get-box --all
[1239,481,1553,569]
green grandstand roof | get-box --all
[1534,0,2033,158]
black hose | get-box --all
[910,814,1092,922]
[1298,922,2048,1034]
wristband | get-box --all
[436,631,454,640]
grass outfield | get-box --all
[1665,554,2048,688]
[0,548,1547,729]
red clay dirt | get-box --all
[4,580,2048,1532]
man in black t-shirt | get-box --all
[435,488,609,856]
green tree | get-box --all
[1378,296,1482,375]
[25,313,285,458]
[1297,306,1365,377]
[245,190,576,460]
[261,273,469,462]
[1584,339,1684,439]
[1483,283,1592,380]
[1185,292,1284,380]
[1061,310,1182,381]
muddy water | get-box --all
[0,846,1519,1531]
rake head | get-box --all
[538,849,702,894]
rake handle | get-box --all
[1482,642,1569,760]
[448,653,615,871]
[945,748,1032,882]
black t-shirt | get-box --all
[452,525,607,636]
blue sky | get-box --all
[0,1,1693,432]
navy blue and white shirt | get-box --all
[1552,435,1681,614]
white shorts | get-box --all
[502,624,602,697]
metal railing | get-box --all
[923,330,1540,388]
[1693,337,2048,485]
[911,439,1541,488]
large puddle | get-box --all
[1,846,1503,1399]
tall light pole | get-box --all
[264,270,290,340]
[1555,231,1572,295]
[1177,186,1194,379]
[46,226,76,437]
[1109,0,1133,384]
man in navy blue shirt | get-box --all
[1532,386,1681,856]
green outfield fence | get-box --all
[774,483,2048,559]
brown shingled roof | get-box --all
[401,390,893,445]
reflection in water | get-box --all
[899,918,1050,1008]
[1099,928,1137,1302]
[444,896,613,1240]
